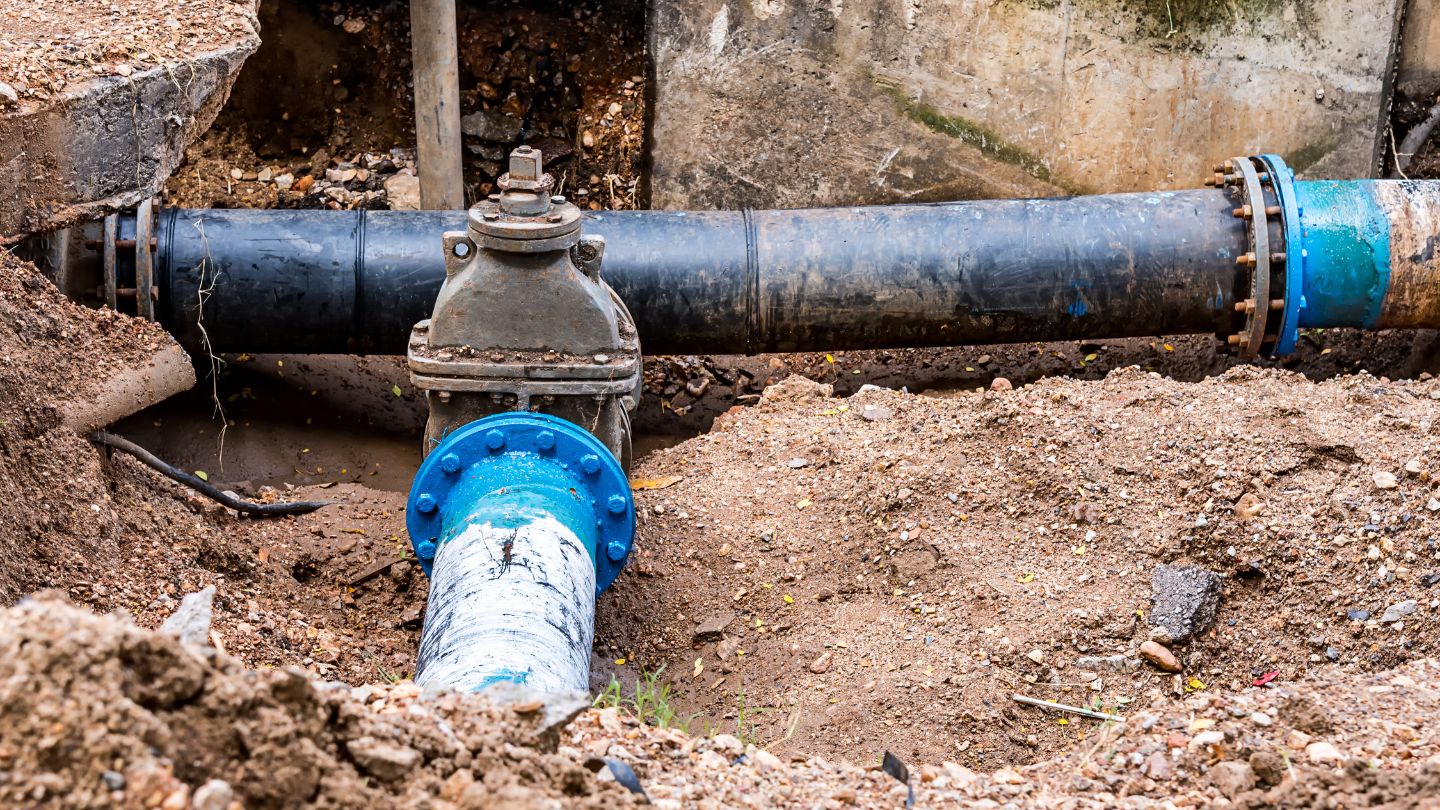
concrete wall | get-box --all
[650,0,1405,209]
[1401,0,1440,99]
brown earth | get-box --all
[599,369,1440,771]
[163,0,647,211]
[0,0,257,105]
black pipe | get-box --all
[156,190,1244,356]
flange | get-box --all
[1207,155,1294,359]
[405,411,636,593]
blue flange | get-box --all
[405,412,636,593]
[1256,154,1305,355]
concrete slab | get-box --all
[0,12,257,242]
[650,0,1405,209]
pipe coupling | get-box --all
[405,411,636,593]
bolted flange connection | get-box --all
[1206,154,1303,359]
[405,411,636,593]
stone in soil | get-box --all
[1148,564,1222,643]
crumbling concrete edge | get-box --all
[0,23,259,244]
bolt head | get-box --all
[580,454,602,475]
[509,147,543,181]
[535,430,556,451]
[415,493,438,514]
[440,453,462,474]
[606,540,628,562]
[607,494,628,515]
[417,539,437,559]
[485,429,507,450]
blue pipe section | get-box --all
[1264,157,1397,354]
[405,411,636,593]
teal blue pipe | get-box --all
[1270,157,1440,354]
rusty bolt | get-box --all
[509,147,543,181]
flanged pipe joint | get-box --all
[406,147,641,694]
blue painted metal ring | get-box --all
[1256,154,1303,355]
[405,412,636,593]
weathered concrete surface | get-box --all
[651,0,1405,209]
[0,31,257,243]
[1400,0,1440,99]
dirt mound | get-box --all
[0,595,633,809]
[5,594,1439,809]
[599,368,1440,769]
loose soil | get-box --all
[0,0,257,106]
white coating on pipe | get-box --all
[414,516,596,694]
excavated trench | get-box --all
[68,0,1440,779]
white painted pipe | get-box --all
[414,515,596,693]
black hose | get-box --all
[89,431,331,517]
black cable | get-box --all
[88,430,332,517]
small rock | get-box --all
[989,377,1013,392]
[809,651,833,673]
[1138,640,1182,672]
[1374,471,1399,490]
[1140,750,1171,780]
[712,733,743,754]
[1380,599,1417,623]
[941,761,977,789]
[160,586,215,647]
[460,109,522,143]
[861,405,892,422]
[347,737,421,782]
[693,613,735,643]
[1305,741,1346,765]
[1210,761,1256,798]
[191,780,234,810]
[1234,493,1265,521]
[752,748,782,772]
[384,173,421,211]
[1149,565,1222,643]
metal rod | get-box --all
[409,0,465,210]
[1011,693,1126,723]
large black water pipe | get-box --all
[151,190,1245,356]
